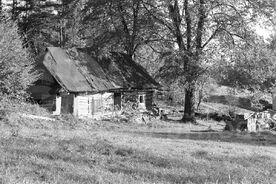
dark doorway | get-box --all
[114,93,121,110]
[61,95,74,114]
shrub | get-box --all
[0,96,49,116]
[0,96,50,129]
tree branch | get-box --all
[184,0,191,51]
[195,0,206,52]
[117,1,132,55]
[142,2,177,40]
[202,26,220,49]
[168,0,186,50]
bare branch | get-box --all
[142,2,176,40]
[202,27,220,49]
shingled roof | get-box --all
[43,47,160,93]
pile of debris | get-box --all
[224,114,247,132]
[244,110,276,132]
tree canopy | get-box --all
[81,0,159,57]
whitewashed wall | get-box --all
[74,93,114,117]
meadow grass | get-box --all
[0,117,275,184]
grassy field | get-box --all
[0,116,275,184]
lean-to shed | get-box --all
[29,47,160,117]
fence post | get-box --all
[247,116,257,132]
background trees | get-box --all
[6,0,83,55]
[142,0,276,122]
[81,0,159,58]
[214,40,276,92]
[1,0,276,119]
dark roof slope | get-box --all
[98,53,161,89]
[44,47,93,92]
[67,48,118,91]
[43,47,160,92]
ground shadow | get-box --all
[205,95,272,111]
[132,131,276,146]
[159,111,235,123]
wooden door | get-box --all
[114,93,121,110]
[77,96,89,116]
[91,98,103,115]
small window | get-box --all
[139,95,145,103]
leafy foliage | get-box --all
[0,17,40,99]
[214,40,276,91]
[142,0,276,121]
[82,0,158,57]
[11,0,84,55]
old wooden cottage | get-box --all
[29,47,160,117]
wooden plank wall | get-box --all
[145,91,154,110]
[247,117,257,132]
[122,92,139,103]
[62,91,154,117]
[75,96,89,117]
[122,91,154,111]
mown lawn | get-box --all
[0,120,275,184]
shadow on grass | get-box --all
[108,166,211,184]
[157,112,230,124]
[108,152,274,184]
[206,95,257,111]
[132,131,276,146]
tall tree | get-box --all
[144,0,276,122]
[0,17,40,99]
[82,0,158,57]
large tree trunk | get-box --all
[182,85,196,123]
[167,0,205,123]
[182,0,205,123]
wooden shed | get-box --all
[29,47,160,117]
